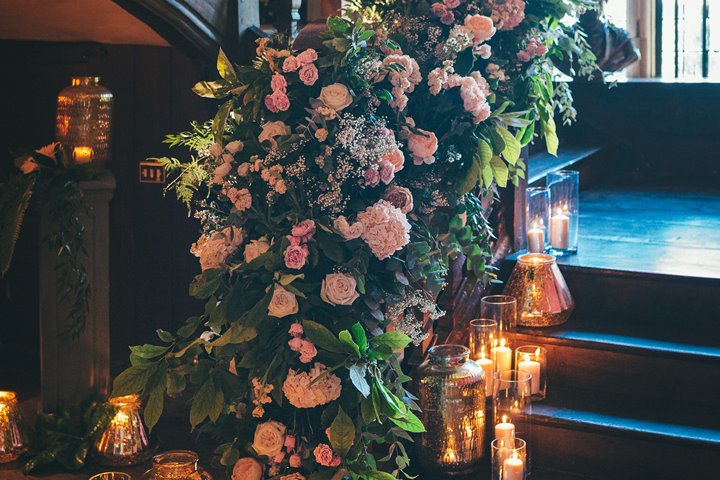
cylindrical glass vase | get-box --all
[89,473,133,480]
[480,295,517,333]
[93,394,155,466]
[0,391,31,463]
[503,253,574,327]
[546,170,579,255]
[525,187,550,253]
[416,345,487,475]
[491,437,527,480]
[492,370,532,445]
[141,450,213,480]
[515,345,547,400]
[468,319,498,397]
[55,76,113,169]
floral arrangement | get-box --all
[114,1,597,479]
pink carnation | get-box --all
[271,73,287,93]
[298,339,318,363]
[488,0,526,31]
[356,200,411,260]
[441,12,455,25]
[314,444,341,467]
[289,454,302,468]
[284,244,309,269]
[431,3,448,18]
[288,323,304,337]
[379,160,395,185]
[299,64,319,86]
[364,168,380,187]
[227,187,252,212]
[288,337,303,351]
[291,219,316,243]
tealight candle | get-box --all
[492,338,512,372]
[550,206,569,249]
[526,221,545,253]
[503,453,525,480]
[495,415,515,441]
[73,146,94,164]
[517,353,541,395]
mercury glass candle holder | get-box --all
[141,450,213,480]
[525,187,550,253]
[515,346,548,400]
[546,170,579,256]
[93,394,155,466]
[503,253,574,327]
[0,391,30,463]
[55,76,113,168]
[491,437,527,480]
[480,295,517,333]
[89,473,133,480]
[415,345,487,475]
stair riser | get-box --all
[530,422,719,480]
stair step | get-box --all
[530,405,720,479]
[528,143,605,185]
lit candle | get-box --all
[550,206,569,249]
[526,221,545,253]
[73,146,94,164]
[503,453,525,480]
[517,352,541,395]
[492,338,512,372]
[477,346,494,397]
[495,415,515,441]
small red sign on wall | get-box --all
[139,161,166,184]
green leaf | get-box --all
[339,330,360,357]
[329,407,356,457]
[497,126,521,165]
[129,344,169,359]
[350,323,367,353]
[315,229,345,263]
[368,471,397,480]
[192,80,231,99]
[0,175,34,277]
[217,49,238,82]
[389,409,425,433]
[156,329,174,343]
[327,16,348,34]
[189,268,224,299]
[190,378,223,429]
[144,388,164,430]
[348,364,370,397]
[544,116,559,156]
[371,332,411,351]
[210,323,258,348]
[111,365,151,397]
[303,320,347,354]
[490,156,509,188]
[212,99,233,144]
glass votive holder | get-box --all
[141,450,213,480]
[525,187,550,253]
[491,437,527,480]
[493,370,532,442]
[469,319,498,397]
[0,390,31,463]
[546,170,579,256]
[93,394,155,466]
[89,473,133,480]
[515,346,547,400]
[481,295,517,333]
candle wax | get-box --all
[550,212,569,249]
[503,456,525,480]
[495,421,515,441]
[477,357,494,397]
[493,345,512,372]
[518,359,541,395]
[527,227,545,253]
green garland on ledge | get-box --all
[0,143,96,339]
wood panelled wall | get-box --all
[0,41,211,394]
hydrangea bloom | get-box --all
[356,200,411,260]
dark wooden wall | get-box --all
[0,41,211,394]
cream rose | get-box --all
[464,14,496,44]
[320,273,360,306]
[232,457,263,480]
[244,237,270,262]
[407,129,438,165]
[259,121,291,147]
[268,285,299,318]
[382,148,405,172]
[252,420,287,458]
[318,83,353,111]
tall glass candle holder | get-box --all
[493,370,532,443]
[546,170,579,256]
[481,295,517,333]
[491,437,527,480]
[515,346,547,400]
[0,391,30,463]
[93,394,155,466]
[525,187,550,253]
[468,319,498,397]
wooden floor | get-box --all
[557,185,720,279]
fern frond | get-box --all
[0,175,35,277]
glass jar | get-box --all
[0,391,31,463]
[415,345,486,475]
[93,394,155,466]
[55,76,113,168]
[142,451,213,480]
[503,253,574,327]
[546,170,579,256]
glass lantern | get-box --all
[546,170,579,256]
[142,450,213,480]
[93,394,155,466]
[524,187,550,253]
[0,391,30,463]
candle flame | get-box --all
[500,338,506,348]
[522,353,530,363]
[531,221,537,229]
[502,414,508,423]
[480,345,486,359]
[556,207,563,215]
[535,347,541,359]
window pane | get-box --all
[661,0,677,78]
[677,0,704,78]
[709,2,720,80]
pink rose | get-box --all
[267,91,290,112]
[383,148,405,172]
[225,140,244,154]
[268,285,299,318]
[253,421,286,457]
[244,237,270,262]
[407,129,438,165]
[296,48,318,66]
[364,168,380,187]
[431,2,448,18]
[444,0,460,7]
[314,444,341,467]
[292,219,316,243]
[271,73,288,93]
[209,142,223,158]
[441,12,455,25]
[283,56,300,72]
[284,244,309,269]
[464,14,496,44]
[288,323,303,337]
[284,435,296,452]
[318,83,353,111]
[289,454,302,468]
[232,457,263,480]
[212,161,232,184]
[383,186,414,214]
[273,452,286,463]
[320,273,359,306]
[299,64,319,86]
[477,44,492,59]
[298,339,318,363]
[379,160,395,185]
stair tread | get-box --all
[528,143,604,184]
[532,404,720,446]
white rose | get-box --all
[258,121,291,146]
[268,285,299,318]
[321,273,360,306]
[252,420,286,458]
[318,83,353,111]
[244,237,271,262]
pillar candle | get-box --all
[517,355,541,395]
[493,339,512,372]
[477,356,494,397]
[526,222,545,253]
[503,455,525,480]
[495,416,515,441]
[550,208,569,249]
[73,146,94,164]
